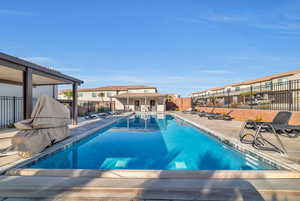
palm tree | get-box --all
[97,92,105,102]
[62,91,73,100]
[97,92,106,112]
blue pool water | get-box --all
[28,114,275,170]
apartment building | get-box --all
[192,69,300,111]
[59,85,166,112]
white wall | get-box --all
[0,83,57,98]
[128,89,156,93]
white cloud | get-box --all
[56,67,81,72]
[173,8,300,34]
[22,56,52,64]
[200,13,247,23]
[199,70,233,74]
[0,9,33,16]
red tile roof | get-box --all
[59,85,156,94]
[192,68,300,94]
[112,92,165,98]
[232,69,300,86]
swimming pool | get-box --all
[28,114,275,170]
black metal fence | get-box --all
[192,79,300,111]
[0,96,38,128]
[78,101,114,116]
[0,96,23,128]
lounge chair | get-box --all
[207,110,234,121]
[183,108,198,114]
[198,108,219,117]
[182,108,193,113]
[239,111,292,154]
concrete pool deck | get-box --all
[1,112,300,200]
[171,112,300,171]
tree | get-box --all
[97,92,105,102]
[63,91,73,100]
[165,95,173,102]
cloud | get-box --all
[56,67,81,72]
[173,9,300,34]
[0,9,33,16]
[199,70,233,74]
[199,13,247,23]
[173,12,247,25]
[22,57,52,64]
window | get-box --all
[106,91,113,97]
[79,92,83,97]
[235,87,240,92]
[265,81,272,89]
[92,92,97,97]
[278,78,288,85]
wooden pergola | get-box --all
[0,52,83,124]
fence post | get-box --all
[227,89,230,108]
[250,85,253,109]
[289,80,292,111]
[13,96,16,123]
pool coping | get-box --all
[2,112,300,178]
[0,113,133,175]
[170,112,300,172]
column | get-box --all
[23,68,33,119]
[72,82,78,125]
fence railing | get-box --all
[0,96,38,128]
[0,96,23,128]
[192,79,300,111]
[78,100,115,116]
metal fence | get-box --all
[0,96,38,128]
[78,100,115,116]
[192,79,300,111]
[0,96,23,128]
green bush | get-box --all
[97,107,106,113]
[255,116,263,122]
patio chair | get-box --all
[182,108,193,113]
[198,108,219,117]
[239,111,291,154]
[207,110,234,121]
[183,108,198,114]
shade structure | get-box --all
[0,52,83,124]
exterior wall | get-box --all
[167,97,192,111]
[114,98,125,110]
[59,87,162,112]
[128,89,156,93]
[115,97,165,112]
[195,106,300,125]
[0,83,57,98]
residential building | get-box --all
[59,85,166,112]
[192,69,300,111]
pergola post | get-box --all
[127,96,129,111]
[23,68,33,119]
[144,96,147,112]
[72,82,78,125]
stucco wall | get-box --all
[195,106,300,125]
[168,97,192,111]
[0,83,57,98]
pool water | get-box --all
[28,114,275,170]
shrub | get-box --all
[255,116,263,122]
[97,107,106,113]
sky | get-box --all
[1,0,300,96]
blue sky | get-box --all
[1,0,300,96]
